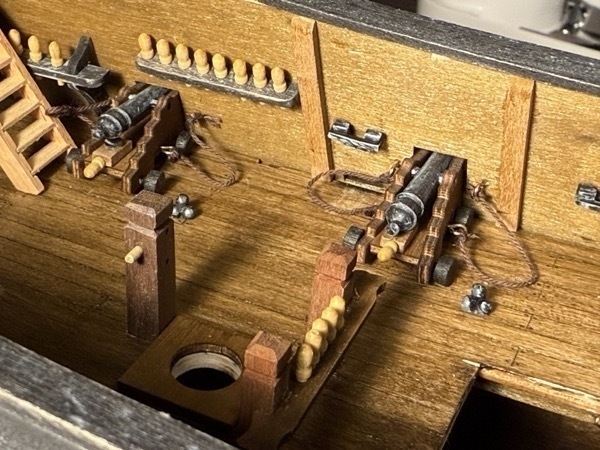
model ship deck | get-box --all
[0,153,597,447]
[0,0,599,448]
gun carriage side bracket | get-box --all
[67,87,185,194]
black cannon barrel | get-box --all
[92,85,169,140]
[385,152,453,235]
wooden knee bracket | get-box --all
[124,190,176,339]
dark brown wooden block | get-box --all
[315,242,357,281]
[124,190,173,230]
[125,192,176,339]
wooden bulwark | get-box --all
[2,1,600,246]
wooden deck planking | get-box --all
[287,390,445,449]
[527,315,600,356]
[0,154,599,447]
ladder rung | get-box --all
[0,54,11,70]
[28,141,70,175]
[14,119,55,152]
[0,76,25,102]
[0,98,40,130]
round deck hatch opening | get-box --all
[171,344,242,391]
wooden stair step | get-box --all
[14,119,55,152]
[0,53,11,70]
[28,141,70,175]
[0,98,40,130]
[0,76,25,102]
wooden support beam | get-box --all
[124,191,176,339]
[291,17,333,176]
[497,77,536,232]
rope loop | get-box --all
[306,164,399,216]
[180,113,237,188]
[450,180,539,289]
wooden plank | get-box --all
[0,150,599,447]
[476,364,600,420]
[291,17,333,176]
[0,129,43,193]
[512,349,600,397]
[0,389,114,450]
[0,76,24,102]
[287,391,445,449]
[13,119,53,152]
[0,97,39,130]
[497,77,535,231]
[0,52,10,70]
[318,22,508,196]
[28,141,70,174]
[523,82,600,247]
[0,0,308,173]
[92,140,133,167]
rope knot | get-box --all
[468,180,490,202]
[160,146,180,162]
[186,113,222,130]
[448,223,479,241]
[383,159,402,181]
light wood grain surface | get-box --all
[0,152,598,447]
[2,2,600,249]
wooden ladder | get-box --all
[0,29,75,194]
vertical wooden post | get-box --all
[497,77,536,231]
[291,17,334,176]
[309,243,356,325]
[124,191,176,339]
[238,331,293,431]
